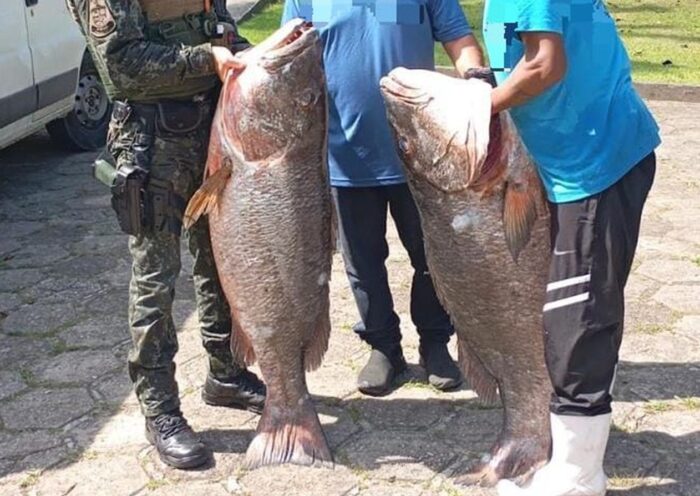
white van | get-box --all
[0,0,110,151]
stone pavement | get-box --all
[0,100,698,496]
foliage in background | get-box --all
[239,0,700,84]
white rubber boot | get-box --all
[496,413,611,496]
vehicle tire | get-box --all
[46,52,111,152]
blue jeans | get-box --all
[332,184,453,350]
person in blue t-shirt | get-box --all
[282,0,485,396]
[471,2,660,496]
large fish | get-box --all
[380,69,552,486]
[185,20,333,468]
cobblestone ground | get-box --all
[0,100,698,496]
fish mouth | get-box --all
[244,19,318,65]
[379,68,432,107]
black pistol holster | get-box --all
[94,99,196,237]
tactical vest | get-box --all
[134,0,219,100]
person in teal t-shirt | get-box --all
[473,1,660,496]
[282,0,486,396]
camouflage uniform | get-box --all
[66,0,249,417]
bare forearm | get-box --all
[443,35,485,76]
[491,32,567,114]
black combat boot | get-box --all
[145,410,211,469]
[419,341,463,391]
[201,370,266,414]
[357,345,407,397]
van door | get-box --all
[0,1,36,132]
[25,0,85,119]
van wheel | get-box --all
[46,54,111,152]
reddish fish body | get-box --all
[381,69,552,486]
[186,20,333,468]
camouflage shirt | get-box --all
[65,0,249,100]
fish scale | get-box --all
[381,68,553,486]
[184,20,333,469]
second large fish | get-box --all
[185,20,333,468]
[380,69,552,486]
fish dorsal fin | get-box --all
[502,126,547,262]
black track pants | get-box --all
[544,153,656,416]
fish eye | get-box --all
[398,137,411,155]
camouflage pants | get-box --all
[109,98,241,417]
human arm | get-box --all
[490,32,567,114]
[442,34,485,76]
[73,0,243,91]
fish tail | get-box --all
[244,396,333,469]
[182,162,232,229]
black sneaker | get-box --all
[201,370,266,414]
[145,410,211,470]
[357,348,407,396]
[419,342,463,391]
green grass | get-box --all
[240,0,700,84]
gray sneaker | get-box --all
[357,348,407,396]
[419,342,463,391]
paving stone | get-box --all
[240,465,357,496]
[0,268,43,292]
[605,432,662,479]
[93,371,133,406]
[0,221,44,239]
[3,244,71,270]
[615,362,700,402]
[341,430,458,482]
[350,386,455,431]
[35,454,148,496]
[0,292,23,313]
[0,388,94,430]
[674,315,700,339]
[0,334,54,370]
[357,481,425,496]
[653,285,700,313]
[58,315,128,349]
[0,370,27,400]
[0,431,63,460]
[71,410,147,453]
[146,481,231,496]
[637,260,700,284]
[31,349,121,384]
[1,302,79,335]
[0,239,21,258]
[50,255,116,279]
[636,236,700,261]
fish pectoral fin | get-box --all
[503,169,547,262]
[457,337,500,406]
[182,160,232,229]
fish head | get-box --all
[380,68,497,194]
[220,19,326,163]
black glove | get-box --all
[464,67,498,88]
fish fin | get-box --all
[304,310,331,372]
[457,337,500,406]
[244,396,333,469]
[182,159,232,229]
[503,168,546,263]
[230,312,257,366]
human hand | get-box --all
[212,46,247,82]
[463,67,498,88]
